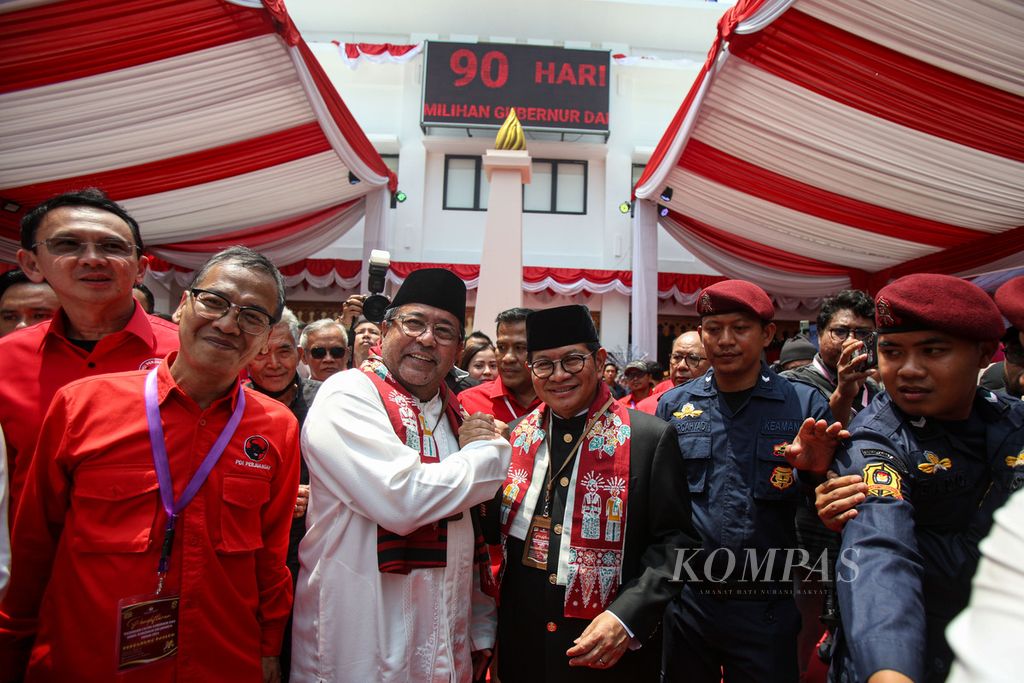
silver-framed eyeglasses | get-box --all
[190,288,274,335]
[828,326,874,342]
[392,314,461,345]
[528,350,597,379]
[33,236,139,259]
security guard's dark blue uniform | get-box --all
[830,388,1024,683]
[657,363,832,683]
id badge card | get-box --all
[522,515,552,569]
[116,592,180,672]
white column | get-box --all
[631,199,658,358]
[476,149,531,331]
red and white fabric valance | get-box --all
[147,257,727,302]
[0,0,396,269]
[333,41,699,71]
[334,42,423,68]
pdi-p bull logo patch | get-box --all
[244,435,270,462]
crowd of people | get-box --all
[0,188,1021,683]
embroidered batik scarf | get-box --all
[499,382,631,619]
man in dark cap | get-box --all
[291,268,511,683]
[826,273,1024,683]
[658,279,844,683]
[494,304,699,682]
[776,335,817,371]
[616,359,656,408]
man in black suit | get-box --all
[494,304,699,682]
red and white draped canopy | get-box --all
[146,257,726,306]
[0,0,396,272]
[630,0,1024,355]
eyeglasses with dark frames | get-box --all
[189,289,274,335]
[33,236,140,259]
[670,352,708,369]
[528,350,597,379]
[309,346,347,360]
[828,326,875,342]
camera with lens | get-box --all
[362,249,392,323]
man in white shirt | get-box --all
[291,268,511,683]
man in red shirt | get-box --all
[617,360,656,409]
[636,331,709,414]
[0,246,300,683]
[0,270,59,338]
[459,307,541,422]
[0,189,179,508]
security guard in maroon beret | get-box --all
[827,273,1024,683]
[658,280,845,683]
[995,276,1024,346]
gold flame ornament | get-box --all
[495,108,526,151]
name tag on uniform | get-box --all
[523,515,552,569]
[116,593,179,672]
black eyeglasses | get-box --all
[309,346,347,360]
[670,353,707,369]
[189,289,274,335]
[529,350,597,379]
[33,236,139,259]
[828,326,874,342]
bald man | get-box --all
[636,331,709,414]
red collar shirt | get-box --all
[458,375,541,423]
[636,380,676,415]
[0,305,179,507]
[0,356,300,683]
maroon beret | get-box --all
[875,273,1004,341]
[995,276,1024,330]
[696,280,774,320]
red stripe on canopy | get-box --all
[149,200,360,253]
[0,0,275,93]
[0,123,330,228]
[679,139,983,249]
[666,208,867,282]
[729,9,1024,161]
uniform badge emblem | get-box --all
[138,357,162,371]
[875,298,898,327]
[698,292,713,314]
[1006,450,1024,468]
[244,435,270,461]
[917,451,951,474]
[673,403,704,419]
[769,466,794,490]
[864,462,902,499]
[772,441,790,458]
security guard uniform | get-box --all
[830,388,1024,683]
[657,363,832,683]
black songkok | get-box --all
[526,305,599,352]
[389,268,467,326]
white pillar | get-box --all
[631,199,658,358]
[476,149,531,331]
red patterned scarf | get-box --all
[499,382,631,619]
[361,357,494,591]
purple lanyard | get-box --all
[144,368,246,592]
